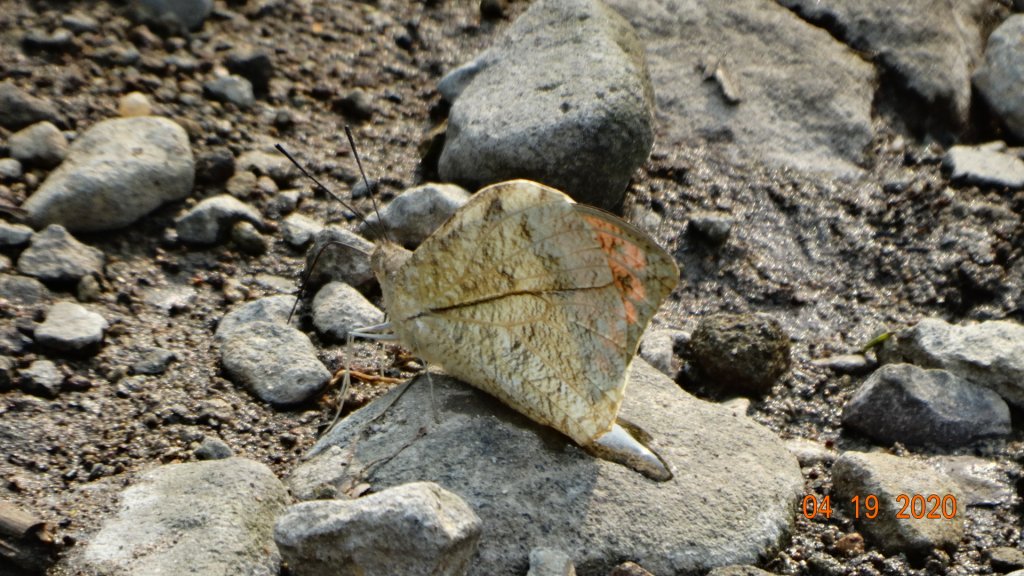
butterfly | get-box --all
[355,179,679,481]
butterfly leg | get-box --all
[324,331,356,433]
[419,361,441,425]
[350,322,398,341]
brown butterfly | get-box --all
[357,179,678,480]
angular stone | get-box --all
[438,0,654,210]
[275,482,481,576]
[832,451,964,559]
[842,363,1011,447]
[22,117,194,232]
[75,458,288,575]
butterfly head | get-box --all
[371,241,413,318]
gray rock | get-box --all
[688,211,734,245]
[274,482,482,576]
[810,353,875,375]
[16,225,104,283]
[336,89,375,122]
[225,49,274,95]
[831,451,964,558]
[176,195,262,245]
[268,189,299,217]
[204,75,255,109]
[236,150,299,187]
[989,547,1024,573]
[142,284,197,314]
[21,116,194,232]
[777,0,989,133]
[438,0,654,210]
[706,567,775,576]
[527,548,576,576]
[305,226,375,289]
[75,458,287,575]
[0,325,33,355]
[226,170,258,198]
[608,0,874,176]
[221,321,330,407]
[19,359,64,398]
[61,12,99,33]
[312,282,384,341]
[689,313,791,395]
[880,318,1024,408]
[215,295,296,342]
[251,274,295,295]
[929,455,1014,507]
[358,183,471,247]
[0,355,14,390]
[131,347,176,375]
[639,328,682,376]
[8,121,68,168]
[0,274,50,307]
[843,363,1011,448]
[134,0,213,32]
[195,437,234,460]
[942,142,1024,189]
[784,438,836,467]
[231,220,268,255]
[35,301,107,352]
[281,213,323,248]
[288,361,802,575]
[23,28,74,52]
[0,222,33,248]
[0,81,61,131]
[0,158,22,181]
[974,15,1024,140]
[77,272,101,301]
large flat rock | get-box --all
[607,0,875,176]
[289,360,802,575]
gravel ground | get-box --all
[0,1,1022,575]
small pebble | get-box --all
[20,359,64,398]
[16,224,105,284]
[9,121,68,168]
[131,347,177,375]
[204,75,255,108]
[0,158,23,181]
[195,437,234,460]
[119,91,153,117]
[34,301,107,352]
[0,222,33,247]
[231,221,268,255]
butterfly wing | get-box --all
[378,180,677,445]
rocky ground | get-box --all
[0,0,1023,575]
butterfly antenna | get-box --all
[275,144,380,324]
[274,143,377,231]
[344,126,392,243]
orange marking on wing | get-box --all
[582,214,652,326]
